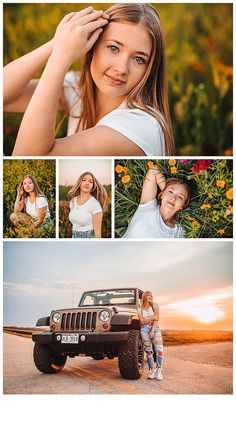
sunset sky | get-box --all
[59,159,112,186]
[3,241,233,330]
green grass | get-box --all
[115,159,233,238]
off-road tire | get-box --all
[118,330,144,379]
[92,354,105,360]
[33,344,67,374]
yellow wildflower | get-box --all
[147,161,156,169]
[170,166,177,174]
[168,159,176,166]
[115,164,124,173]
[216,180,225,188]
[225,188,233,201]
[121,175,131,184]
[217,229,225,235]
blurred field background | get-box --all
[3,326,233,347]
[3,2,233,156]
[115,159,233,238]
[3,160,56,238]
[59,184,111,238]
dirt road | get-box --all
[3,333,233,394]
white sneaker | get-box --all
[148,368,156,379]
[155,367,163,380]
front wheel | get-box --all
[33,344,67,374]
[118,330,144,379]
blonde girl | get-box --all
[67,172,107,238]
[10,174,51,230]
[123,165,191,238]
[4,4,174,156]
[138,291,164,380]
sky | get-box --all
[59,159,112,186]
[3,241,233,329]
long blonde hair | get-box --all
[18,174,46,210]
[141,290,155,312]
[67,172,107,211]
[78,3,174,155]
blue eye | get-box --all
[133,56,145,64]
[108,45,119,53]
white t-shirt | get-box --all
[25,196,50,219]
[123,199,185,238]
[138,304,159,327]
[63,71,165,156]
[69,196,102,232]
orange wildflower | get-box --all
[216,180,226,188]
[147,161,156,169]
[170,166,177,175]
[121,175,131,184]
[115,164,124,173]
[225,188,233,201]
[193,221,200,227]
[123,167,128,174]
[168,159,176,166]
[201,204,211,210]
[217,229,225,235]
[224,148,233,156]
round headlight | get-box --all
[52,312,61,323]
[100,310,110,322]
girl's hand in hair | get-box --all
[17,183,24,197]
[52,7,109,66]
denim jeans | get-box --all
[72,229,95,239]
[140,323,164,369]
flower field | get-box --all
[115,159,233,238]
[3,2,232,156]
[3,160,56,238]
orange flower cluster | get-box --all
[115,164,130,184]
[201,204,211,210]
[225,188,233,200]
[216,180,226,188]
[217,229,225,235]
[187,216,201,227]
[147,161,156,169]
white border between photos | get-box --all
[1,1,235,420]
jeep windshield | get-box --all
[79,289,136,306]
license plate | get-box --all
[61,333,79,344]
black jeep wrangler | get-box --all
[32,287,144,379]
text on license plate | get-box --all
[61,333,79,344]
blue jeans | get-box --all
[72,229,95,238]
[140,323,164,369]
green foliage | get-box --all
[115,159,233,238]
[59,184,111,238]
[3,3,232,155]
[3,159,56,238]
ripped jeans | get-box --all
[140,323,164,369]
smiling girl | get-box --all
[67,172,107,238]
[4,4,174,156]
[123,165,191,238]
[10,175,51,231]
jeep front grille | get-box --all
[60,311,97,331]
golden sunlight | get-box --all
[165,291,230,325]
